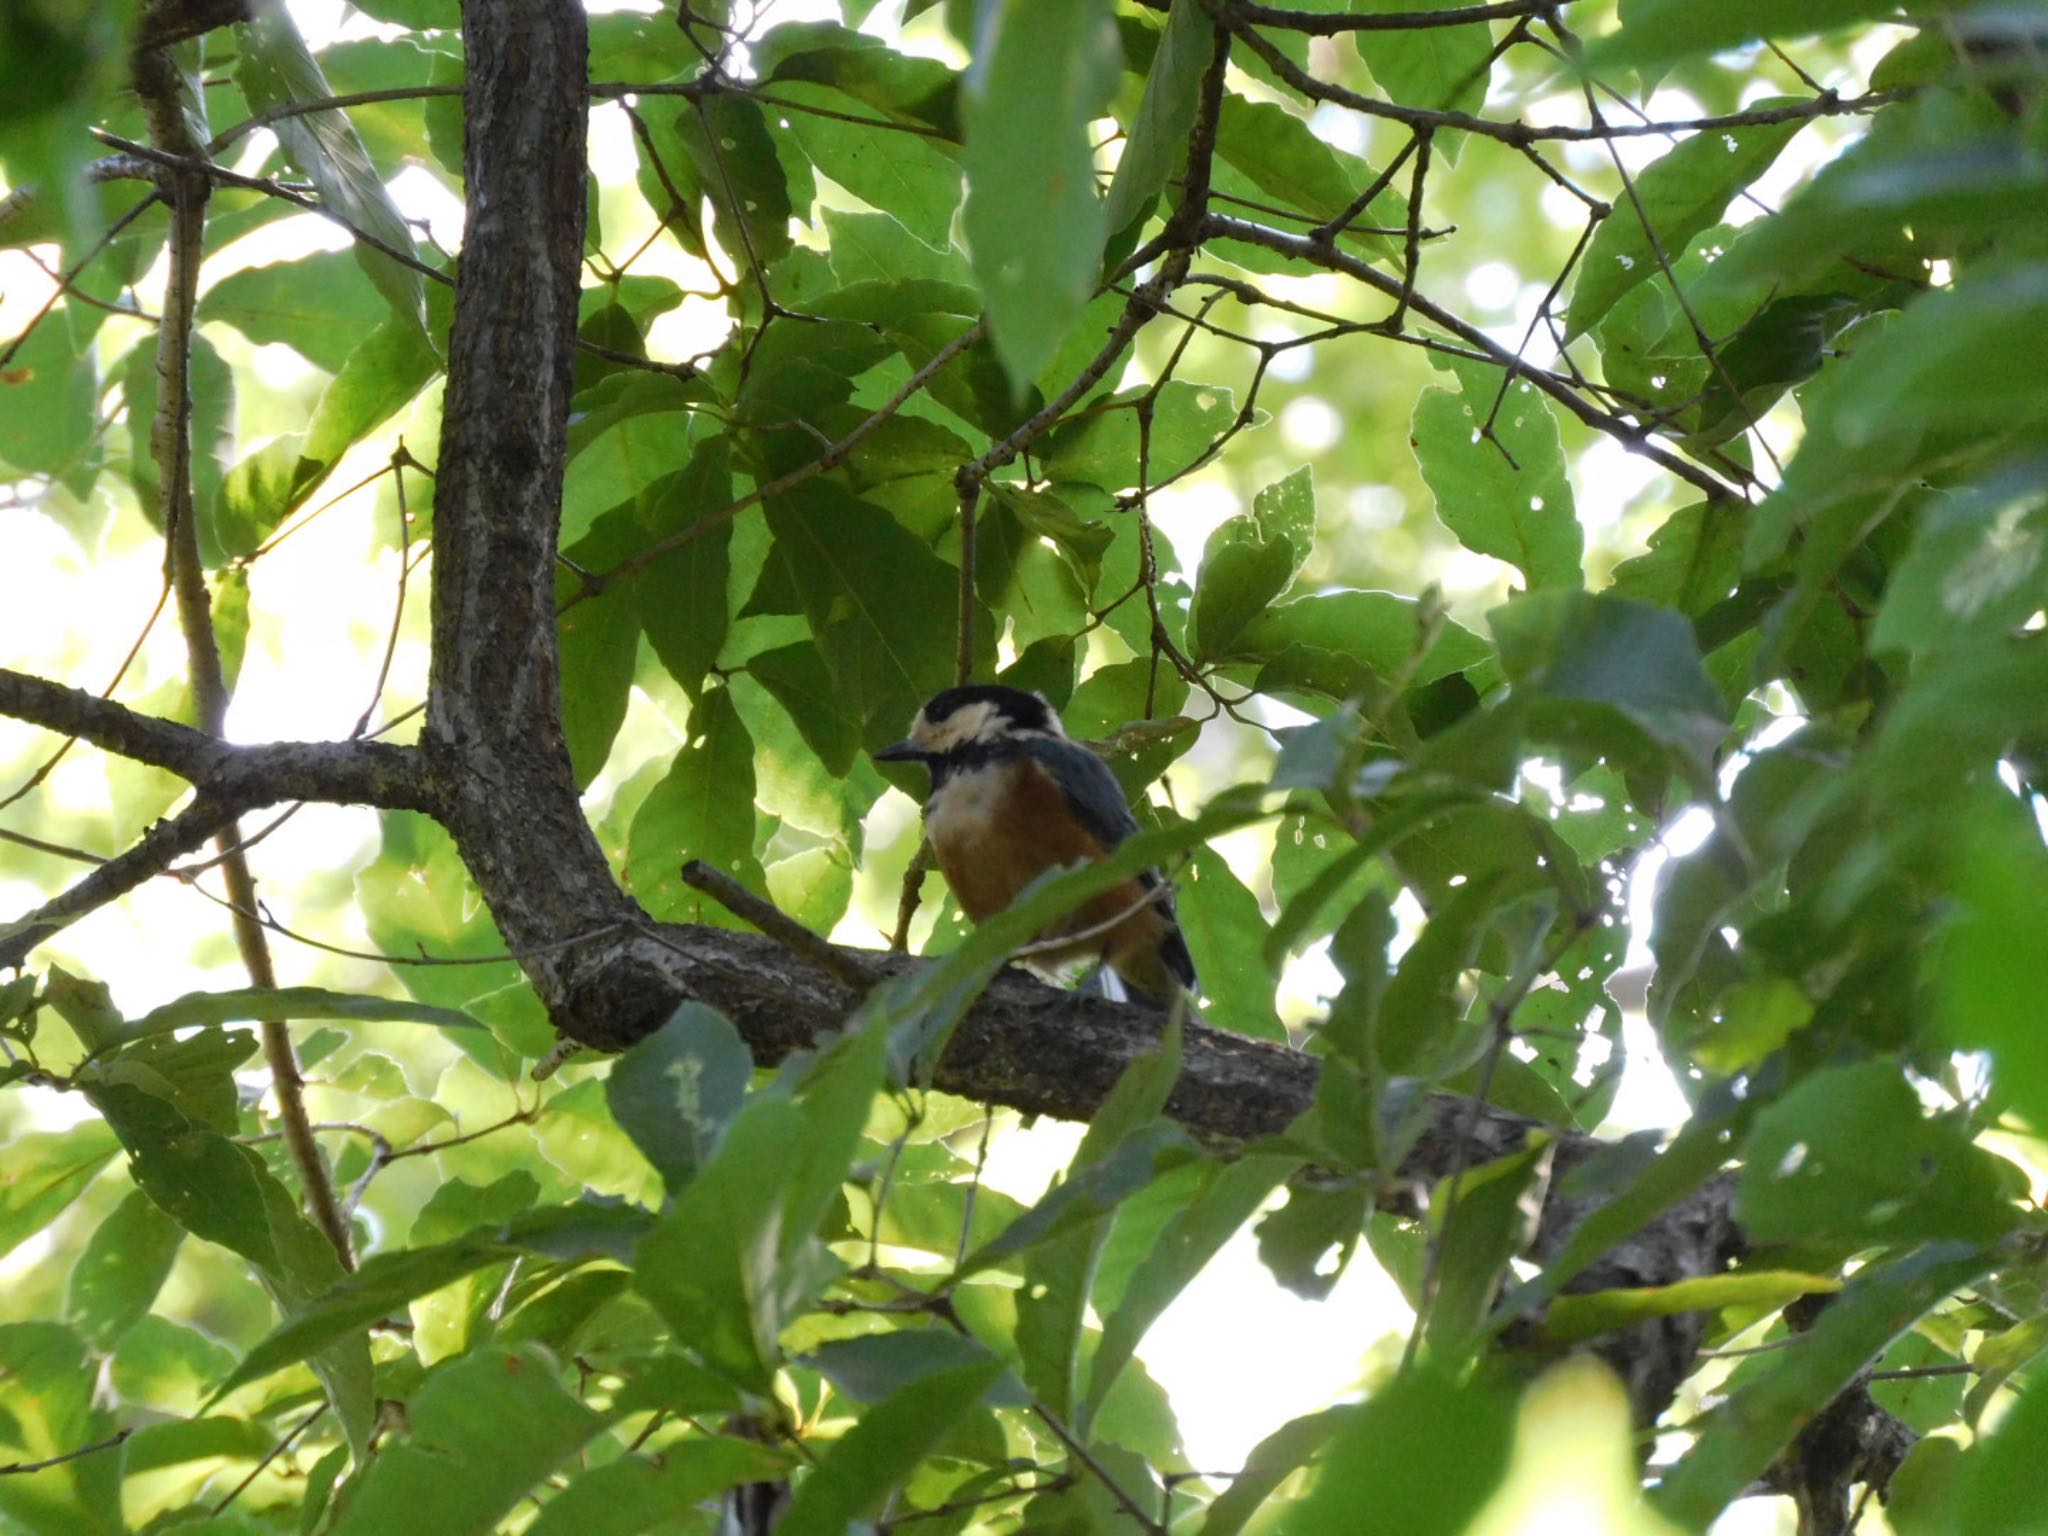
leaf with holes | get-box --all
[1565,109,1805,340]
[1412,356,1580,590]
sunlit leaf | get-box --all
[961,0,1120,387]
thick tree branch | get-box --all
[0,669,430,811]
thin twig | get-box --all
[210,1403,327,1514]
[680,859,876,991]
[890,840,937,955]
[0,1429,132,1477]
[130,42,354,1269]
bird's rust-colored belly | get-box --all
[926,758,1162,970]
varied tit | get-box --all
[875,685,1197,1005]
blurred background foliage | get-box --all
[2,0,2048,1532]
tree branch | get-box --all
[0,669,430,810]
[1212,2,1904,144]
[0,798,240,968]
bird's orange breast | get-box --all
[927,758,1104,922]
[926,757,1164,973]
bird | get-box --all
[874,684,1197,1005]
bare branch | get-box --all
[0,1429,133,1478]
[679,859,877,992]
[0,669,429,809]
[0,797,239,967]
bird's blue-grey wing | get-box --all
[1022,738,1142,850]
[1024,738,1197,991]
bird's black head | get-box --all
[873,686,1064,765]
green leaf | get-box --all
[0,1124,118,1262]
[1103,0,1214,250]
[1587,0,1941,75]
[197,250,388,372]
[1231,589,1489,683]
[775,1355,1008,1536]
[805,1329,1023,1404]
[1489,589,1726,774]
[1413,357,1581,589]
[329,1346,606,1536]
[1959,1362,2048,1536]
[353,812,540,1072]
[1684,975,1813,1075]
[1012,1019,1189,1421]
[563,380,701,546]
[525,1438,793,1536]
[1424,1137,1551,1353]
[1564,109,1806,339]
[1544,1269,1842,1346]
[1190,465,1317,660]
[1375,872,1509,1076]
[1935,798,2048,1133]
[1737,1062,2019,1248]
[755,22,960,134]
[761,479,962,749]
[624,685,767,926]
[212,1203,651,1400]
[299,311,442,486]
[1042,379,1244,492]
[212,433,322,561]
[826,205,975,287]
[0,1323,121,1536]
[1271,1365,1515,1535]
[64,1188,183,1348]
[1257,1182,1369,1299]
[676,93,796,270]
[635,435,735,702]
[987,482,1114,589]
[747,639,864,778]
[1083,1152,1297,1429]
[86,1079,374,1455]
[1352,0,1492,145]
[961,0,1120,387]
[1199,1407,1350,1536]
[125,985,483,1042]
[0,314,97,481]
[557,504,645,788]
[1215,96,1403,262]
[1653,1244,1999,1530]
[734,318,894,428]
[235,4,427,335]
[1701,99,2043,314]
[1177,846,1282,1039]
[767,844,855,935]
[1607,499,1746,617]
[633,1023,887,1392]
[604,1002,754,1194]
[776,82,962,248]
[1873,459,2048,660]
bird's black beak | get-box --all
[873,740,927,764]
